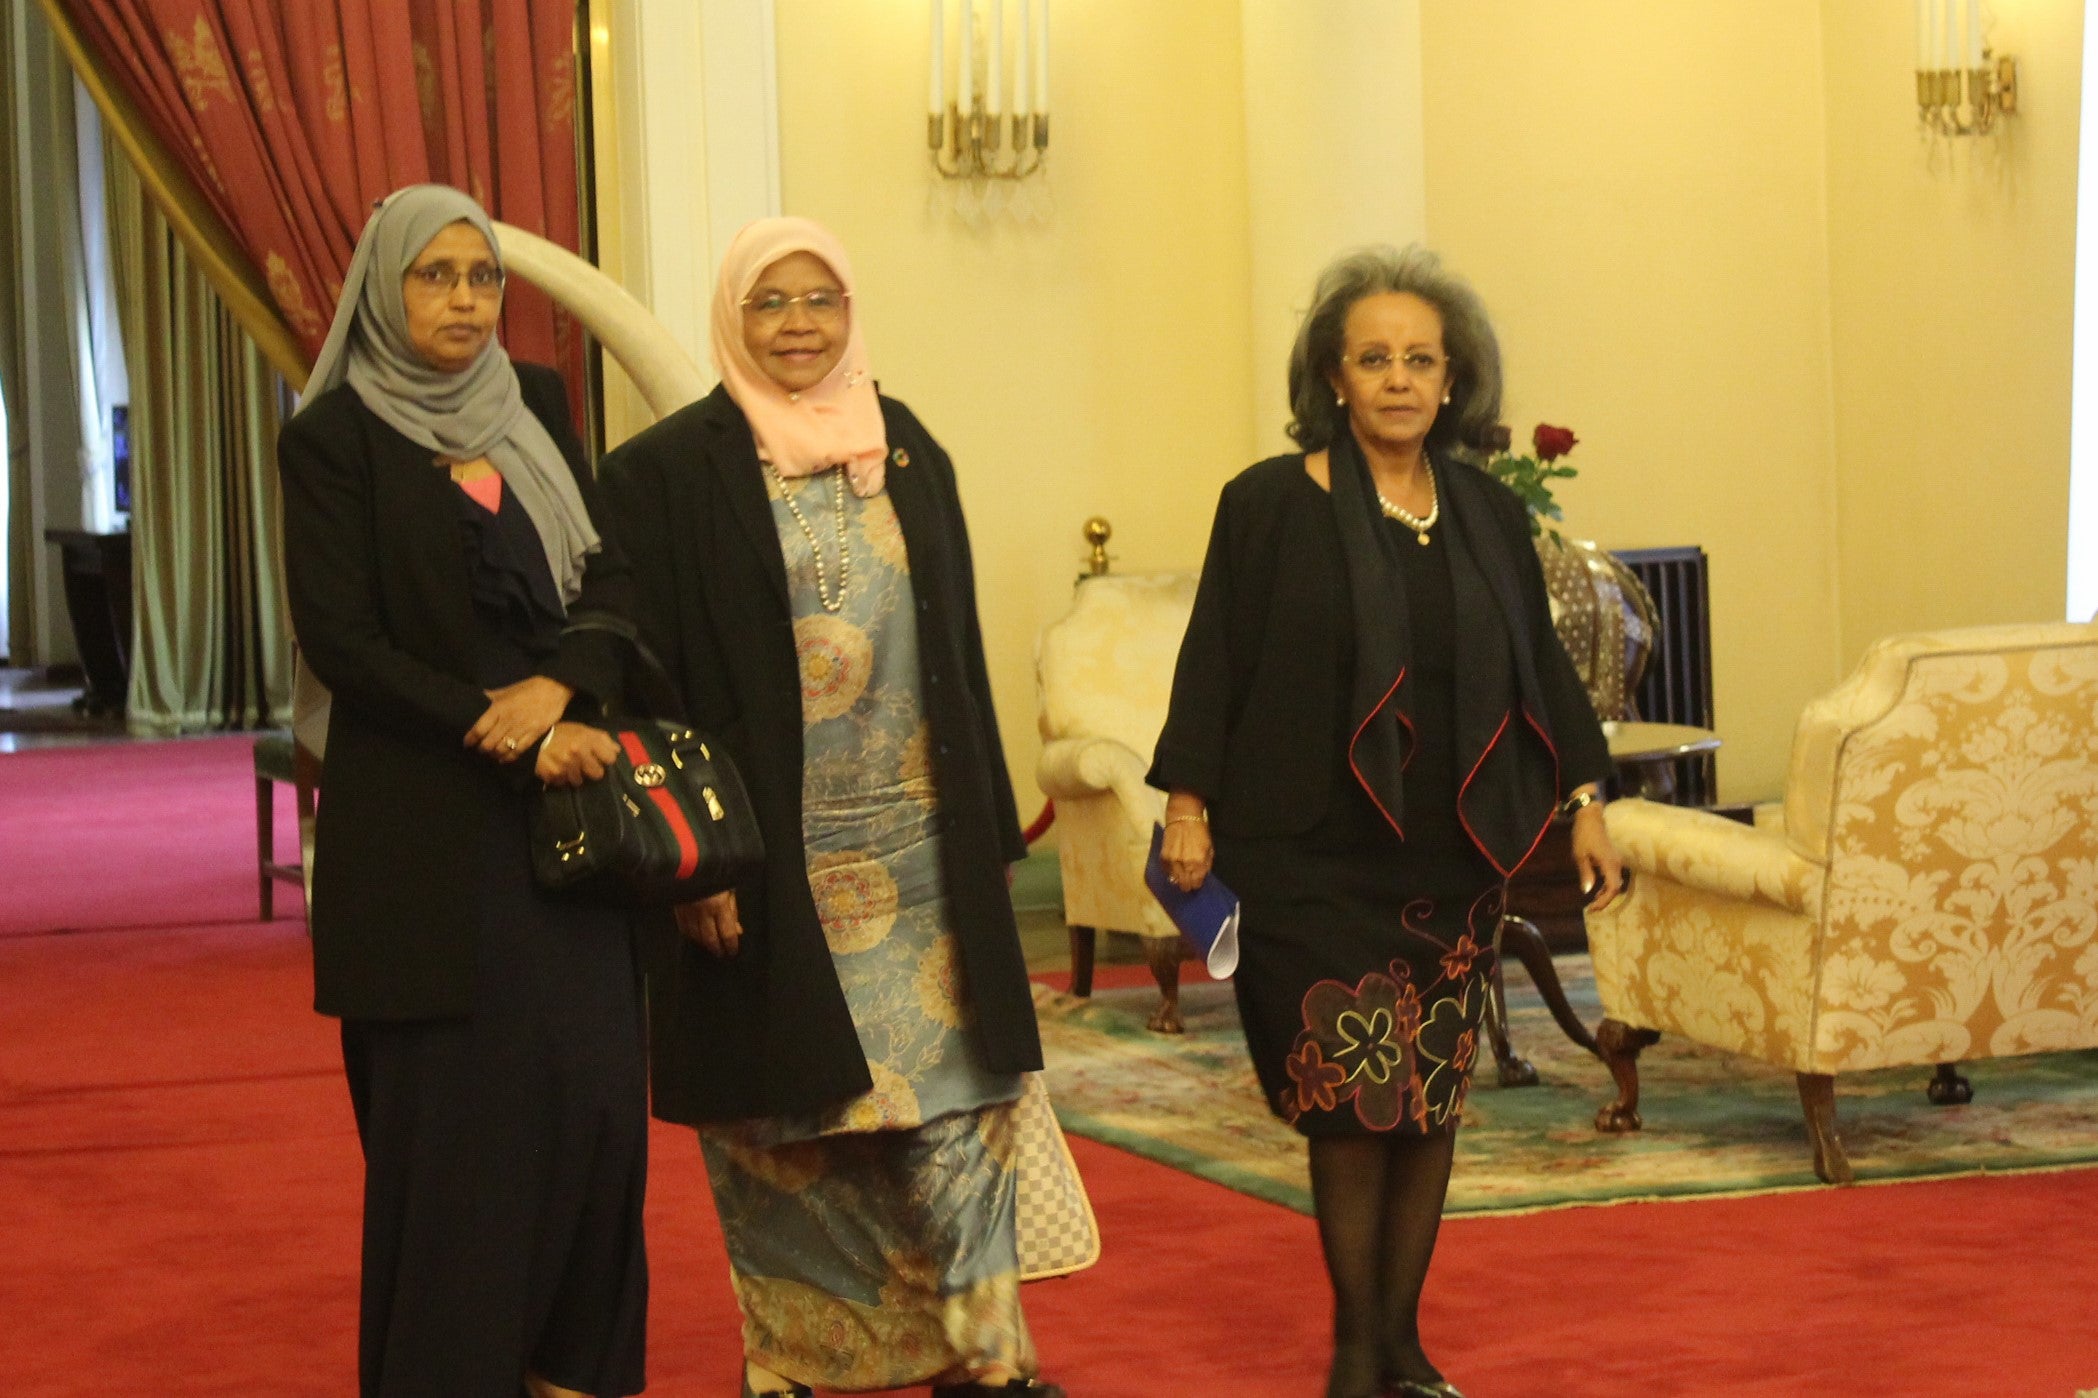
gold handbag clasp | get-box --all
[634,763,667,788]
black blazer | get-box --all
[598,385,1040,1126]
[1149,454,1611,876]
[280,364,633,1020]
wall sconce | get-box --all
[928,0,1050,221]
[1915,0,2017,136]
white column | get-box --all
[1238,0,1428,452]
[2069,0,2098,620]
[590,0,780,444]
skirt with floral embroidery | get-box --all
[1219,829,1501,1139]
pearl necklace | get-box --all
[1375,459,1439,545]
[766,463,852,612]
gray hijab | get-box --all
[302,183,599,602]
[292,185,598,759]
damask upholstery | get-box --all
[1587,621,2098,1179]
[1033,572,1196,945]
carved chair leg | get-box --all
[255,775,275,922]
[1500,913,1599,1056]
[1143,936,1185,1035]
[1927,1061,1973,1106]
[1483,932,1539,1087]
[1594,1017,1660,1132]
[1796,1072,1855,1185]
[1066,925,1097,999]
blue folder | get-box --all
[1142,823,1241,979]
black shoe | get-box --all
[931,1381,1066,1398]
[1388,1382,1464,1398]
[741,1374,813,1398]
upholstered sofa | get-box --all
[1033,571,1197,1031]
[1586,621,2098,1182]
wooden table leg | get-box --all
[1501,914,1600,1056]
[1483,948,1540,1087]
[1066,925,1097,999]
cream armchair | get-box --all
[1034,570,1197,1032]
[1586,621,2098,1182]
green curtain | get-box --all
[1,1,39,664]
[104,131,290,731]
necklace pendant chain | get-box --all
[1375,457,1439,545]
[767,463,852,612]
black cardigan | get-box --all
[597,385,1040,1126]
[1149,454,1611,877]
[280,364,633,1020]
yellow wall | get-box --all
[773,1,1256,819]
[1821,0,2082,658]
[756,0,2082,813]
[1418,2,1846,801]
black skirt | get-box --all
[1219,512,1503,1139]
[342,798,649,1398]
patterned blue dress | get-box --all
[697,466,1033,1392]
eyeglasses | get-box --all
[404,262,506,298]
[1344,348,1446,379]
[741,289,849,325]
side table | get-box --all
[1484,721,1724,1085]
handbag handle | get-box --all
[560,610,688,723]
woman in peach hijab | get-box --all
[601,218,1060,1398]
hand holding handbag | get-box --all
[530,614,763,904]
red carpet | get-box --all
[4,740,2096,1396]
[0,737,304,937]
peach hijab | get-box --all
[709,217,890,498]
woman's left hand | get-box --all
[1570,800,1626,912]
[467,676,575,762]
[535,722,622,787]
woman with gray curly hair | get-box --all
[1149,245,1622,1398]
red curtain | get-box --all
[61,0,584,391]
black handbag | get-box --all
[530,615,763,904]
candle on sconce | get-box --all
[1966,0,1982,66]
[988,0,1003,120]
[930,0,944,117]
[1014,0,1031,123]
[958,0,974,113]
[1034,0,1049,116]
[1914,0,1928,68]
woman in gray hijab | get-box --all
[279,185,647,1398]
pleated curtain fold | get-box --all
[105,133,289,731]
[61,0,585,398]
[0,5,30,663]
[45,0,588,726]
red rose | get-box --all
[1482,423,1514,455]
[1532,424,1579,462]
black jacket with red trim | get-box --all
[1148,452,1611,877]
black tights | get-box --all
[1307,1128,1459,1398]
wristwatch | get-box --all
[1559,789,1600,819]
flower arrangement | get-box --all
[1481,422,1579,539]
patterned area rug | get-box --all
[1034,957,2098,1216]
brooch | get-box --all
[891,448,911,469]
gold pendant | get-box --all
[1416,530,1431,546]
